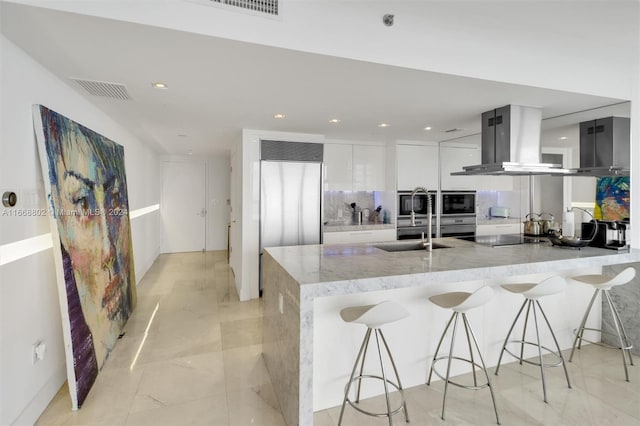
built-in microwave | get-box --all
[397,190,437,218]
[441,191,476,216]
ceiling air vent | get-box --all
[444,128,464,133]
[70,79,132,100]
[210,0,278,15]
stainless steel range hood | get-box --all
[572,117,630,176]
[452,105,574,176]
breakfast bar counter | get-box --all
[261,239,640,426]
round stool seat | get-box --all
[340,300,409,329]
[501,276,566,300]
[429,286,494,312]
[570,267,635,290]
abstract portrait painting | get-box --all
[33,105,136,409]
[594,176,630,221]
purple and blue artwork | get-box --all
[33,105,136,409]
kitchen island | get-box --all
[261,238,640,426]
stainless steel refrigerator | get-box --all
[259,160,323,292]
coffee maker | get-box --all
[582,219,630,250]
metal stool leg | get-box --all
[462,315,478,387]
[531,301,548,403]
[496,299,528,375]
[605,290,635,368]
[604,291,631,381]
[519,300,532,365]
[570,289,600,361]
[355,328,371,403]
[536,301,571,389]
[462,314,501,425]
[379,330,410,423]
[338,328,371,426]
[373,330,394,426]
[428,312,456,385]
[441,312,460,421]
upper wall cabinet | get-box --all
[324,143,386,191]
[440,144,481,190]
[396,143,439,190]
[440,144,514,191]
[353,145,386,190]
[324,143,353,190]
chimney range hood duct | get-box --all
[572,116,630,176]
[452,105,574,176]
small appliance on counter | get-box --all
[489,206,511,218]
[582,219,630,251]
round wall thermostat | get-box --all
[2,191,17,207]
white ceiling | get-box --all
[0,2,631,156]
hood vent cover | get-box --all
[572,117,630,176]
[453,105,573,176]
[210,0,278,15]
[71,79,132,100]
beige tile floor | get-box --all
[37,251,640,425]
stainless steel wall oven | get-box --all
[396,190,436,240]
[440,191,476,237]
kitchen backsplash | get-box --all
[324,191,383,225]
[477,190,525,220]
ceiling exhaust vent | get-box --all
[444,128,464,133]
[70,79,132,100]
[210,0,278,15]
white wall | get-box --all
[0,35,161,425]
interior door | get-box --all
[161,160,206,253]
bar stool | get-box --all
[495,276,571,403]
[338,300,410,426]
[427,286,500,424]
[569,266,635,381]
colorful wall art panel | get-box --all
[33,105,136,409]
[594,176,630,221]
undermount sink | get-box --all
[372,241,452,252]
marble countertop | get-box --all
[323,223,395,232]
[264,238,640,297]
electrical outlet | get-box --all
[32,340,46,364]
[278,293,284,314]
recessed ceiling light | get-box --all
[152,82,168,89]
[424,126,432,131]
[329,118,341,123]
[188,150,193,155]
[274,113,286,119]
[559,136,568,140]
[378,123,389,128]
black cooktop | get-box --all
[457,234,548,247]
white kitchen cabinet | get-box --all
[476,223,523,236]
[396,144,439,190]
[324,143,386,191]
[440,144,515,191]
[440,145,480,190]
[353,145,386,191]
[323,228,396,244]
[324,143,353,190]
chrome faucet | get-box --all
[410,186,432,252]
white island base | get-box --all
[262,239,640,425]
